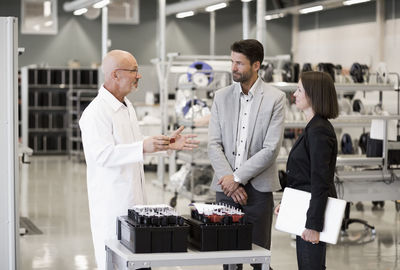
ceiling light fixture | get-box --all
[93,0,110,9]
[73,8,88,15]
[299,5,323,14]
[241,0,253,2]
[176,11,195,18]
[43,1,52,17]
[205,2,227,12]
[265,13,285,20]
[343,0,370,6]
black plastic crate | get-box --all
[92,70,98,85]
[28,69,36,84]
[50,70,62,85]
[72,70,79,85]
[28,91,35,106]
[52,113,65,129]
[80,70,90,85]
[47,135,58,150]
[65,70,70,84]
[38,112,49,128]
[185,216,252,251]
[29,113,36,128]
[117,216,189,253]
[60,135,67,150]
[37,69,48,85]
[51,91,67,107]
[38,91,49,106]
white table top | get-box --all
[106,239,271,268]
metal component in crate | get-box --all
[128,204,185,226]
[117,205,189,253]
[185,203,253,251]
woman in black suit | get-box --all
[275,71,339,270]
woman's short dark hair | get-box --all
[230,39,264,65]
[300,71,339,119]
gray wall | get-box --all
[0,0,293,67]
[1,0,102,67]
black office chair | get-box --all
[341,202,375,234]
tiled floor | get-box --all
[19,156,400,270]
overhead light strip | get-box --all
[176,11,195,18]
[265,13,285,21]
[343,0,370,6]
[205,2,227,12]
[73,7,88,15]
[93,0,110,9]
[299,5,323,14]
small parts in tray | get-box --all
[189,203,248,225]
[128,204,185,226]
[118,204,189,253]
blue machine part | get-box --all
[187,61,214,85]
[182,99,207,116]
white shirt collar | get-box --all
[236,76,261,98]
[99,85,129,111]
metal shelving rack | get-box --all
[275,80,400,208]
[270,82,396,93]
[173,76,230,202]
[20,66,98,155]
[155,52,400,205]
[275,78,400,234]
[68,88,98,161]
[67,68,98,160]
[153,54,234,202]
[273,80,400,165]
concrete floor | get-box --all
[19,156,400,270]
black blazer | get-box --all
[286,114,338,232]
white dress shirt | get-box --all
[79,85,147,270]
[233,77,261,183]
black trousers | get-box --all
[217,184,274,270]
[296,236,326,270]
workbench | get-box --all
[105,239,271,270]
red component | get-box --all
[231,214,243,223]
[209,214,224,223]
[170,138,176,143]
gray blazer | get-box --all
[208,79,285,192]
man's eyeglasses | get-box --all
[115,68,139,74]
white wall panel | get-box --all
[296,18,400,74]
[0,16,19,270]
[296,21,377,68]
[384,18,400,75]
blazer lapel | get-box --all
[246,88,264,149]
[231,85,240,148]
[288,132,304,160]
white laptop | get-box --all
[275,187,346,245]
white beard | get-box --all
[130,85,138,92]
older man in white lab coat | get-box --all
[79,50,198,270]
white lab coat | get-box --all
[79,86,147,270]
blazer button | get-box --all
[287,169,290,173]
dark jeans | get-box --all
[217,184,274,270]
[296,236,326,270]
